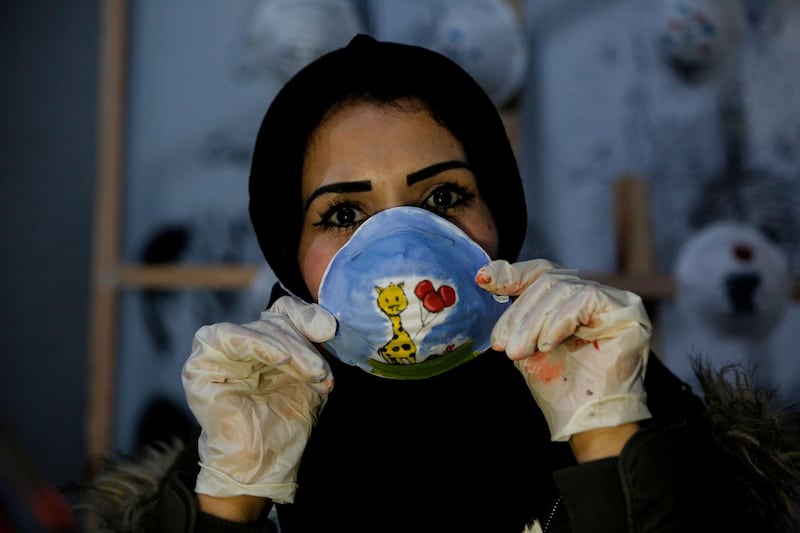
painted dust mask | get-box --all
[317,206,509,379]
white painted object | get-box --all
[674,220,791,340]
[237,0,364,83]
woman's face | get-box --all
[298,100,499,301]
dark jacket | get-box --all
[75,352,798,532]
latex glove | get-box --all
[476,259,652,442]
[182,295,336,504]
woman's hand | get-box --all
[476,259,652,446]
[182,295,337,521]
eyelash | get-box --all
[422,182,476,215]
[313,200,365,232]
[312,182,476,231]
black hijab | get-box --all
[247,34,562,532]
[249,33,527,303]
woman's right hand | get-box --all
[181,294,337,521]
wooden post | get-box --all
[614,174,656,276]
[613,173,663,352]
[87,0,128,471]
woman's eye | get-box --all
[314,201,366,229]
[423,184,474,212]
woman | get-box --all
[79,34,798,532]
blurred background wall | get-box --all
[0,0,99,490]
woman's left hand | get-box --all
[476,259,653,442]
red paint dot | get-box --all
[733,243,753,262]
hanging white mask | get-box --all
[317,206,509,379]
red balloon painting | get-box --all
[415,279,456,313]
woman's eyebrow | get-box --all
[304,180,372,211]
[406,160,471,186]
